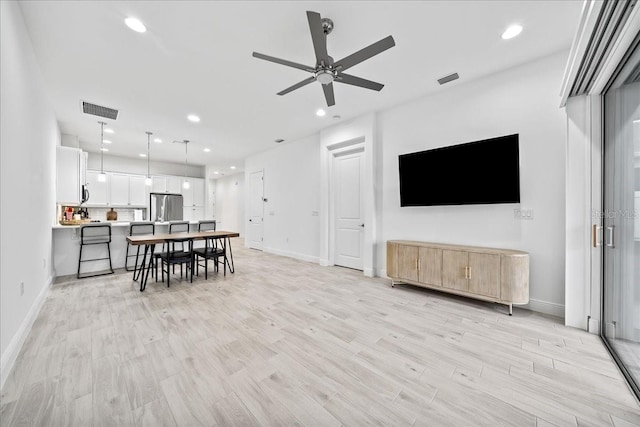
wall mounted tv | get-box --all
[399,134,520,207]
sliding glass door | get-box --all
[602,39,640,398]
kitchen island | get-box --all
[52,221,207,277]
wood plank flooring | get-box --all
[2,238,639,426]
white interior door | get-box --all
[334,149,364,270]
[248,170,264,250]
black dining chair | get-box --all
[193,220,226,278]
[125,222,155,272]
[155,221,190,281]
[159,237,193,287]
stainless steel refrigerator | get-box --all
[150,193,183,222]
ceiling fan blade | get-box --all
[322,82,335,107]
[335,73,384,91]
[277,76,317,95]
[334,35,395,72]
[253,52,315,73]
[307,11,330,66]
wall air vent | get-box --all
[81,101,119,120]
[437,73,459,85]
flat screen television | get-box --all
[399,134,520,206]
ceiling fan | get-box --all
[252,11,395,107]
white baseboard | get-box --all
[319,259,331,267]
[524,298,565,318]
[1,274,53,390]
[263,247,320,264]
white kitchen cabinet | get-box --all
[86,170,108,205]
[129,175,148,207]
[152,176,166,193]
[56,146,85,205]
[183,206,204,221]
[192,178,205,206]
[109,173,130,206]
[167,176,183,194]
[182,178,205,207]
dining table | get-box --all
[126,230,240,291]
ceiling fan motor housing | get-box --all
[321,18,334,34]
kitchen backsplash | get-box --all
[88,207,146,222]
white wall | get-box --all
[0,1,59,388]
[214,173,245,236]
[379,51,569,316]
[245,135,321,262]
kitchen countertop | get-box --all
[52,220,202,229]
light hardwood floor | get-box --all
[1,238,639,426]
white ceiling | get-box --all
[19,1,583,172]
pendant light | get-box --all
[145,131,153,186]
[97,121,107,182]
[182,140,190,189]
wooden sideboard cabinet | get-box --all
[387,240,529,315]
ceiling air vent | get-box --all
[437,73,459,85]
[81,101,119,120]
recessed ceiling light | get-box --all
[139,153,146,157]
[187,114,200,122]
[125,17,147,33]
[316,109,326,117]
[501,24,523,40]
[104,128,114,134]
[332,115,341,120]
[100,147,109,152]
[154,138,162,143]
[213,171,219,175]
[102,139,112,144]
[204,148,211,153]
[230,166,236,170]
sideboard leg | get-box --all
[391,280,395,288]
[509,304,513,316]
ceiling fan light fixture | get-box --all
[316,70,334,85]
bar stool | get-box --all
[77,223,114,279]
[125,222,155,272]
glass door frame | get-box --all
[600,33,640,401]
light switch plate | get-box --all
[514,209,534,220]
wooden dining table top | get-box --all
[126,230,240,245]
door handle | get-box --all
[249,219,252,222]
[592,224,603,247]
[359,224,365,227]
[606,226,615,248]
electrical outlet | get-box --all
[20,282,24,296]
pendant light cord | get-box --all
[146,131,152,179]
[184,140,189,180]
[98,121,106,174]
